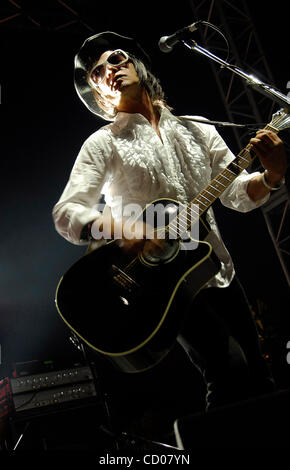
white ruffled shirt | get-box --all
[53,107,269,287]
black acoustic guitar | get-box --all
[55,109,290,373]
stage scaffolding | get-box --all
[189,0,289,286]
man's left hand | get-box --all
[249,129,287,185]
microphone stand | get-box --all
[181,39,290,111]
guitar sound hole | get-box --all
[140,239,179,265]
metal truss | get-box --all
[189,0,277,152]
[189,0,290,286]
[0,0,95,33]
[261,185,290,287]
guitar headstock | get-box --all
[270,108,290,132]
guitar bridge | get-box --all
[112,264,140,292]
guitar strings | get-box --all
[166,147,253,238]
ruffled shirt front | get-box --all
[53,107,269,287]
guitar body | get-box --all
[56,198,221,373]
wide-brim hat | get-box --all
[74,31,151,121]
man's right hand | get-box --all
[92,215,165,255]
[118,220,165,256]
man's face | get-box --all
[91,50,140,108]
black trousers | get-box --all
[177,277,276,410]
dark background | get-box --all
[1,0,290,443]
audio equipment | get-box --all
[11,365,93,394]
[13,381,97,413]
[11,365,97,415]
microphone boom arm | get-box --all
[182,39,290,111]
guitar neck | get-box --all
[192,123,279,217]
[169,123,279,238]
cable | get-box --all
[14,390,39,411]
[13,422,30,451]
[177,115,266,130]
[190,20,230,63]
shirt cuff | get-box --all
[221,171,270,212]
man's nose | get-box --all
[105,63,122,85]
[105,64,118,79]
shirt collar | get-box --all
[109,106,177,136]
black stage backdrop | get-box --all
[0,0,289,442]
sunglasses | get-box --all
[89,49,129,87]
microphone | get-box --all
[158,22,200,53]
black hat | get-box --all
[74,31,151,121]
